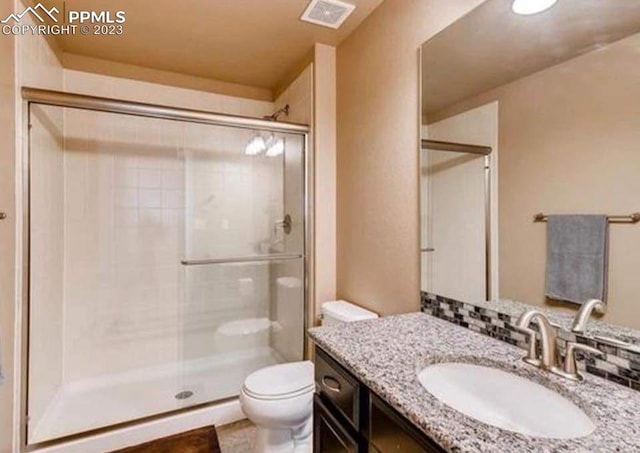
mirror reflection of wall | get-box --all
[420,104,498,303]
[421,0,640,330]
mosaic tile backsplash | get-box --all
[421,291,640,392]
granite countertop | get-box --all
[308,313,640,453]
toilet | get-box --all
[240,300,378,453]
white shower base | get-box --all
[30,347,283,446]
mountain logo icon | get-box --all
[1,3,59,24]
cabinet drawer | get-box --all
[369,394,444,453]
[315,347,360,429]
[314,395,359,453]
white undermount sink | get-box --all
[418,363,595,439]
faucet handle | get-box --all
[559,341,604,381]
[568,342,604,360]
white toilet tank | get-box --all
[321,300,378,327]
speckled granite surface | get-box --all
[308,313,640,453]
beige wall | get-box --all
[496,33,640,328]
[336,0,485,316]
[62,54,273,102]
[0,0,16,450]
[64,67,273,116]
[313,44,337,317]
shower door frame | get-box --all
[18,87,314,451]
[420,139,493,302]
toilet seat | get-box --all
[242,361,314,400]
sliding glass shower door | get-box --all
[26,101,307,444]
[176,123,306,408]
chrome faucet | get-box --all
[515,310,559,370]
[571,299,606,334]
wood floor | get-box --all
[111,426,222,453]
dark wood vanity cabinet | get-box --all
[314,395,360,453]
[313,346,446,453]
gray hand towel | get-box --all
[545,215,609,305]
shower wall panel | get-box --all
[61,111,185,382]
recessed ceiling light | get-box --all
[512,0,558,15]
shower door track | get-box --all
[19,87,314,452]
[21,88,310,133]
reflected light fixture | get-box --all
[245,134,266,155]
[266,136,285,157]
[512,0,557,15]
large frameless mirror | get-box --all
[420,0,640,345]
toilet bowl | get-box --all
[240,361,314,453]
[240,300,378,453]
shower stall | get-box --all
[21,89,311,446]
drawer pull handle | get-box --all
[321,376,342,393]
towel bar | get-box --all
[533,213,640,224]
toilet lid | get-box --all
[243,361,314,399]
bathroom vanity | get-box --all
[313,346,444,453]
[309,313,640,453]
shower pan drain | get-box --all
[175,391,194,400]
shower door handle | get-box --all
[181,253,302,266]
[421,248,435,252]
[275,214,292,235]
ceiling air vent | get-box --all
[300,0,356,29]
